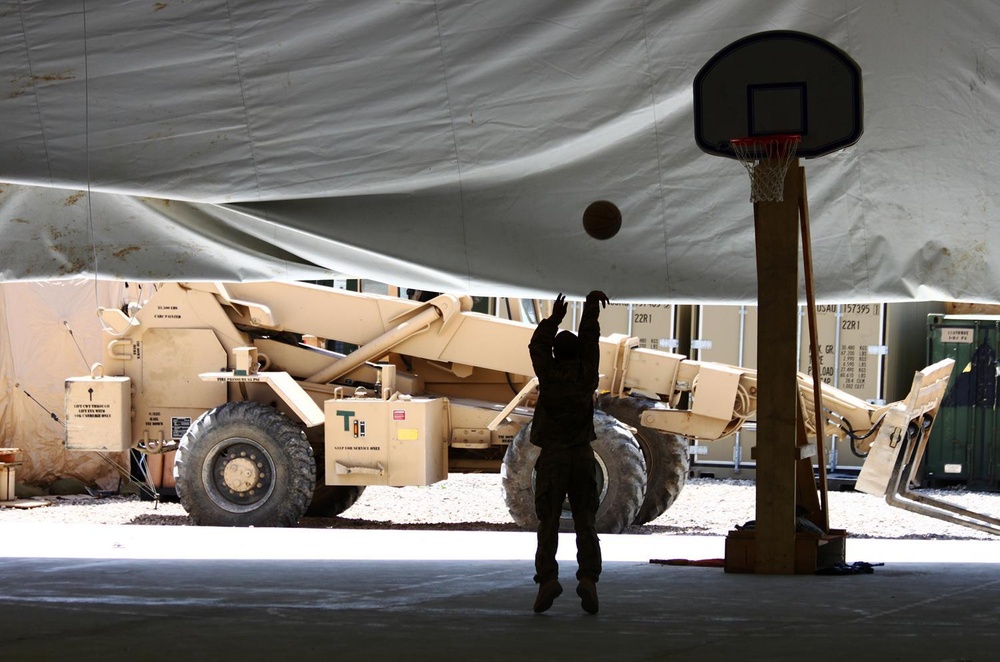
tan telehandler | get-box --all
[64,281,994,535]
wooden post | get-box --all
[752,161,801,574]
[797,171,830,532]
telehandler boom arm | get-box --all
[180,281,888,446]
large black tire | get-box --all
[175,401,316,527]
[501,412,646,534]
[597,394,690,525]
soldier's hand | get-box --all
[551,293,568,322]
[586,290,610,309]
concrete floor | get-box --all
[2,524,999,661]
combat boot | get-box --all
[533,579,563,613]
[577,577,599,614]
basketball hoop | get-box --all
[729,134,801,202]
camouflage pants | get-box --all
[533,444,602,584]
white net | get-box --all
[730,135,801,202]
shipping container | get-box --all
[690,305,759,478]
[558,301,678,352]
[690,302,944,482]
[924,315,1000,491]
[797,303,884,482]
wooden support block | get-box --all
[724,529,848,574]
[0,465,16,501]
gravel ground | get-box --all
[3,475,1000,541]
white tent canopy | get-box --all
[1,1,998,303]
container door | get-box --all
[925,316,1000,489]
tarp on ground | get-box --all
[0,1,998,303]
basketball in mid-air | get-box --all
[582,200,622,240]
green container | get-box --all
[924,315,1000,491]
